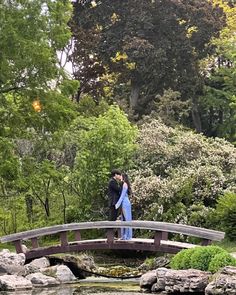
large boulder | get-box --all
[0,274,32,291]
[64,254,96,271]
[26,272,59,287]
[26,257,50,270]
[42,265,77,283]
[0,249,25,266]
[205,266,236,295]
[164,268,210,293]
[141,267,211,293]
[140,270,157,291]
[48,253,96,279]
[0,249,26,276]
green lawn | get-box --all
[213,240,236,253]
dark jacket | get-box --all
[107,178,121,207]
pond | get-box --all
[0,278,141,295]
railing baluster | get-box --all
[14,240,23,253]
[201,239,211,246]
[154,231,168,248]
[31,237,39,249]
[74,230,81,241]
[106,229,114,244]
[60,231,68,247]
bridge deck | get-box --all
[0,221,225,259]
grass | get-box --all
[213,240,236,253]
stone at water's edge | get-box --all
[42,264,77,283]
[164,268,210,293]
[26,272,60,286]
[140,267,211,293]
[139,269,157,290]
[0,274,32,291]
[141,266,236,294]
[205,266,236,295]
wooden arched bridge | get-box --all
[0,221,225,260]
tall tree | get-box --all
[71,0,225,130]
[200,0,236,142]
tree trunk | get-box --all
[45,197,50,217]
[191,97,202,133]
[25,195,33,223]
[129,79,140,111]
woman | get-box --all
[115,173,132,240]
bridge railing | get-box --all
[0,220,225,256]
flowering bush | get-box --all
[131,119,236,231]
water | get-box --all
[0,278,141,295]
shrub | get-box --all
[189,246,227,271]
[214,192,236,241]
[170,248,197,270]
[208,252,236,273]
[170,246,228,272]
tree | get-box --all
[0,0,78,234]
[199,1,236,142]
[71,0,225,130]
[0,0,72,94]
[67,105,138,220]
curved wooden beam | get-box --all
[0,220,224,243]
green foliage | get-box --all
[170,246,228,272]
[190,246,226,271]
[199,2,236,142]
[0,0,72,93]
[208,252,236,273]
[131,119,236,226]
[214,192,236,240]
[70,105,138,220]
[170,248,196,270]
[71,0,225,122]
[77,96,109,117]
[153,89,190,126]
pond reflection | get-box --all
[0,280,141,295]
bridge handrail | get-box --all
[0,220,225,243]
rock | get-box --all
[140,270,157,290]
[0,274,32,291]
[42,265,77,283]
[55,265,77,283]
[26,257,50,270]
[26,272,60,286]
[24,263,41,276]
[21,244,29,253]
[49,254,96,278]
[64,253,96,271]
[0,249,25,266]
[139,256,170,271]
[164,268,210,293]
[0,249,26,276]
[151,268,168,292]
[205,266,236,295]
[0,263,26,276]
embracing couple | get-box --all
[107,169,132,240]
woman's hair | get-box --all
[122,173,132,195]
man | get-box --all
[107,169,122,221]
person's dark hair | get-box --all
[122,173,132,195]
[111,169,121,177]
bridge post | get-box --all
[60,231,68,247]
[14,240,24,253]
[201,239,212,246]
[31,237,39,249]
[106,229,114,245]
[74,230,81,241]
[154,231,168,249]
